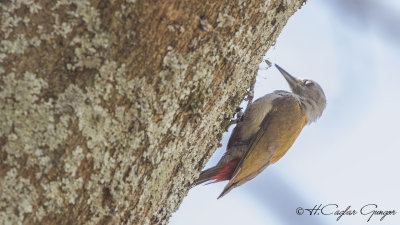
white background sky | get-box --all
[170,0,400,224]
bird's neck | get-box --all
[274,90,323,124]
[298,96,323,124]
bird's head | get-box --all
[275,64,326,123]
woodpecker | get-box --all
[194,64,326,198]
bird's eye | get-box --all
[304,80,313,86]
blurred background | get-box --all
[170,0,400,224]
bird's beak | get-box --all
[275,64,300,90]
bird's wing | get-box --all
[227,93,279,151]
[218,95,306,198]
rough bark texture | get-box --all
[0,0,305,224]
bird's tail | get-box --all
[193,159,239,186]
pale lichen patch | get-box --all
[1,34,29,54]
[28,2,42,14]
[217,12,236,28]
[41,181,64,213]
[61,177,84,205]
[0,71,75,222]
[53,0,100,32]
[0,168,38,225]
[64,146,84,177]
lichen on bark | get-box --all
[0,0,305,224]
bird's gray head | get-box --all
[275,64,326,124]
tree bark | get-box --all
[0,0,305,224]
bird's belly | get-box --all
[269,121,305,164]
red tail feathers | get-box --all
[194,159,240,185]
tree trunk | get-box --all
[0,0,305,224]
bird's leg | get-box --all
[228,78,254,128]
[228,75,255,128]
[245,79,255,106]
[228,107,243,127]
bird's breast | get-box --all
[268,96,307,163]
